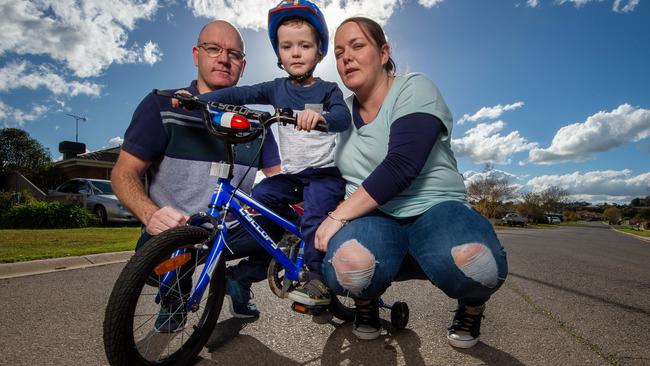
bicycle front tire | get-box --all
[103,226,225,366]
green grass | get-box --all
[0,227,140,263]
[615,226,650,238]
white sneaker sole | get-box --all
[447,334,479,348]
[287,291,330,306]
[352,326,381,340]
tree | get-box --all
[0,128,51,175]
[636,208,650,225]
[540,186,569,213]
[603,207,622,225]
[517,192,546,224]
[0,128,61,192]
[466,166,516,218]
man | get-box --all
[112,20,281,326]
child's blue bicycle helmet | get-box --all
[268,0,329,82]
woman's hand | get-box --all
[315,216,344,252]
[296,109,323,132]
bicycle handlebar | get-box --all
[152,89,329,134]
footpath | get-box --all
[0,251,134,279]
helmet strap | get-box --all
[290,68,314,84]
[277,58,315,85]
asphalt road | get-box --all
[1,222,649,365]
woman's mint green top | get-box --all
[335,73,467,218]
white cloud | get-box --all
[142,41,163,65]
[458,101,524,125]
[529,0,640,11]
[452,120,538,164]
[0,0,161,78]
[463,169,521,184]
[106,136,124,148]
[0,100,48,127]
[556,0,598,7]
[525,169,650,204]
[612,0,640,12]
[418,0,444,6]
[528,104,650,165]
[185,0,443,32]
[0,61,102,97]
[463,168,525,192]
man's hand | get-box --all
[146,206,189,235]
[171,90,195,109]
[296,109,323,132]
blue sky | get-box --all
[1,0,649,204]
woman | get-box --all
[315,17,508,348]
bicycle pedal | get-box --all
[291,302,326,315]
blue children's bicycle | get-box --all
[102,91,409,366]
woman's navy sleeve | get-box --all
[361,113,444,205]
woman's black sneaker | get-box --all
[352,299,381,340]
[447,304,485,348]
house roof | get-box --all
[77,146,121,162]
[54,146,121,168]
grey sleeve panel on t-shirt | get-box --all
[148,156,257,216]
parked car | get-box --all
[501,213,526,227]
[48,178,137,225]
[547,216,561,224]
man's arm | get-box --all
[111,149,187,234]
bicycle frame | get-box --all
[157,168,306,311]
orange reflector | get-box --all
[293,304,306,313]
[154,253,191,276]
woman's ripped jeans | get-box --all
[322,201,508,307]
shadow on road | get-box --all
[320,321,426,365]
[195,317,523,365]
[510,272,650,316]
[456,342,527,366]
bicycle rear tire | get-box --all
[103,226,225,366]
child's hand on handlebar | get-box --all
[296,109,324,132]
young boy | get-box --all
[184,0,350,307]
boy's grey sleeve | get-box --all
[322,84,351,132]
[199,81,274,105]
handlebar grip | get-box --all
[153,89,202,110]
[314,121,329,133]
[153,89,173,97]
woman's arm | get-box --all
[362,113,443,205]
[314,185,378,252]
[315,112,443,252]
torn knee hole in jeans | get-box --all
[330,240,377,296]
[451,242,499,288]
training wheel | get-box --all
[390,301,409,329]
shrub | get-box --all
[0,201,97,229]
[563,210,577,222]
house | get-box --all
[54,146,121,180]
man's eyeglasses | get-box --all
[197,42,245,62]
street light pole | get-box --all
[65,113,87,142]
